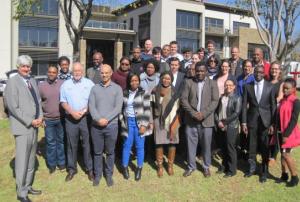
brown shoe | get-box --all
[156,147,164,177]
[167,146,176,176]
[203,169,211,178]
[87,170,94,181]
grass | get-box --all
[1,110,300,202]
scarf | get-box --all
[279,94,300,148]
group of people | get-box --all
[4,39,300,202]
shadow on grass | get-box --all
[9,157,40,181]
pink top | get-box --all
[217,74,228,97]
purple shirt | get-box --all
[38,79,64,119]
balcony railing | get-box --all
[85,20,128,30]
[205,25,224,35]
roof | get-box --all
[112,0,251,16]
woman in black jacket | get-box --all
[215,79,242,177]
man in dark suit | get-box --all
[241,65,276,183]
[170,57,185,93]
[4,55,43,202]
[86,51,103,84]
[181,62,219,177]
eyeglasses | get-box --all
[209,60,216,63]
[121,63,130,66]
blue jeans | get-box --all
[44,119,65,168]
[122,117,145,167]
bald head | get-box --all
[144,39,153,53]
[101,64,113,85]
[253,47,264,63]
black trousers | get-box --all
[248,117,269,174]
[65,115,93,173]
[219,127,238,174]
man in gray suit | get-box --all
[4,55,43,202]
[181,62,219,178]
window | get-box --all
[176,10,201,52]
[138,12,151,47]
[205,17,223,31]
[233,21,250,33]
[19,17,58,48]
[32,0,58,16]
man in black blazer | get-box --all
[241,65,276,183]
[228,47,243,79]
[169,57,185,93]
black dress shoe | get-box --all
[183,169,194,177]
[49,167,56,174]
[135,167,142,181]
[17,196,31,202]
[65,172,76,182]
[259,175,267,183]
[28,187,42,195]
[122,166,130,180]
[287,175,299,187]
[216,165,225,174]
[87,171,94,181]
[244,171,255,178]
[105,177,114,187]
[93,177,101,187]
[276,172,289,183]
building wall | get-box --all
[0,1,15,78]
[160,0,205,46]
[204,9,256,58]
[238,27,264,59]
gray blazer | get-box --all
[181,77,219,127]
[4,74,43,135]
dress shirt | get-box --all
[254,79,264,103]
[196,79,205,112]
[172,71,178,87]
[60,77,94,112]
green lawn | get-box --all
[1,117,300,202]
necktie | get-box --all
[256,82,262,103]
[26,79,39,119]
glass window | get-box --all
[205,17,223,31]
[205,36,223,51]
[39,28,48,47]
[233,21,250,32]
[177,10,200,30]
[28,27,38,46]
[19,27,28,46]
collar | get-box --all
[129,88,138,94]
[72,77,82,83]
[47,78,57,84]
[100,80,112,87]
[254,79,264,85]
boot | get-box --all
[156,147,164,177]
[167,147,176,176]
[287,175,299,187]
[122,166,129,180]
[135,167,142,181]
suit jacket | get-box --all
[242,80,276,128]
[181,77,219,127]
[215,93,242,129]
[228,58,244,78]
[173,71,185,93]
[4,74,43,135]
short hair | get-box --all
[93,52,103,58]
[48,65,58,71]
[182,47,192,53]
[195,61,207,70]
[58,56,70,66]
[221,59,230,66]
[197,47,205,52]
[168,57,180,65]
[17,55,33,68]
[160,71,174,82]
[169,41,178,45]
[143,59,160,72]
[152,46,162,55]
[206,55,219,66]
[242,59,253,67]
[284,77,297,88]
[126,73,140,90]
[271,61,281,68]
[206,40,216,46]
[162,44,170,49]
[119,56,131,65]
[225,78,236,86]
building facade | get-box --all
[0,0,266,78]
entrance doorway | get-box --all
[86,39,114,69]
